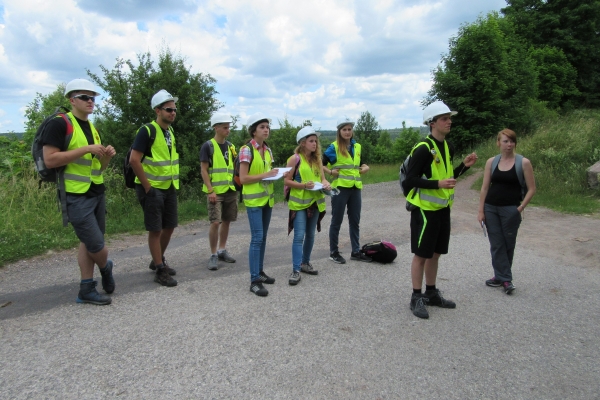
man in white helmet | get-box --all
[200,112,238,271]
[403,101,478,319]
[42,78,116,305]
[129,89,180,287]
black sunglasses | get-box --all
[161,107,177,113]
[72,94,96,102]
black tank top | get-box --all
[485,164,521,206]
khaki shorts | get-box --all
[208,190,238,223]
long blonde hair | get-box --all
[294,135,322,171]
[335,123,353,158]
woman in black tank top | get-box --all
[477,129,536,295]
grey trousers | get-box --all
[484,203,522,282]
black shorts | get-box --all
[410,206,451,258]
[135,184,178,232]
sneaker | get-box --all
[149,257,176,276]
[288,271,301,285]
[410,294,428,319]
[350,252,372,262]
[329,251,346,264]
[424,289,456,308]
[250,281,269,296]
[208,255,219,271]
[100,259,115,294]
[258,271,275,284]
[485,277,502,287]
[154,268,178,287]
[503,281,516,294]
[218,250,236,263]
[76,281,111,305]
[300,262,318,275]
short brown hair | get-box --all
[497,128,517,145]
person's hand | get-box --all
[208,192,217,203]
[102,145,116,159]
[304,181,315,189]
[477,211,485,225]
[265,168,279,178]
[359,164,369,174]
[464,152,478,167]
[439,178,457,189]
[88,144,106,157]
[331,169,340,177]
[322,181,331,191]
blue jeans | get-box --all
[247,205,273,282]
[484,203,522,282]
[292,208,319,272]
[329,187,362,253]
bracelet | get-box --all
[207,189,214,194]
[304,183,307,189]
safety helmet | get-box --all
[246,113,271,129]
[151,89,178,109]
[210,113,232,127]
[422,101,457,125]
[296,126,321,143]
[64,79,100,98]
[336,117,355,130]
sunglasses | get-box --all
[72,94,96,102]
[161,107,177,113]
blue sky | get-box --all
[0,0,508,133]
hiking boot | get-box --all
[424,289,456,308]
[258,271,275,284]
[288,271,301,285]
[329,251,346,264]
[218,250,236,263]
[410,294,428,319]
[100,259,115,294]
[154,268,177,287]
[300,262,318,275]
[208,255,219,271]
[351,252,372,262]
[485,277,502,287]
[503,281,516,294]
[149,257,176,276]
[77,281,111,305]
[250,281,268,296]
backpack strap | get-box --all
[56,110,73,227]
[143,123,157,159]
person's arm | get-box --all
[284,155,314,189]
[200,160,217,203]
[43,144,107,169]
[403,145,439,191]
[478,157,494,224]
[99,145,116,171]
[318,162,331,190]
[129,149,153,193]
[518,157,536,213]
[239,162,278,184]
[322,144,337,176]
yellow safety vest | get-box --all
[329,141,362,189]
[288,154,326,212]
[135,121,180,190]
[63,113,103,193]
[242,144,274,207]
[202,138,236,194]
[406,138,454,210]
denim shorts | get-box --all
[66,193,106,253]
[135,184,178,232]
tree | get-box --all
[87,47,221,183]
[353,111,380,164]
[502,0,600,107]
[268,116,306,166]
[528,45,579,110]
[425,12,538,150]
[23,84,71,144]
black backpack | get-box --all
[123,123,157,189]
[360,241,398,263]
[399,138,432,197]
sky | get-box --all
[0,0,508,133]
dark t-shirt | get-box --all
[42,115,104,196]
[485,164,521,206]
[404,135,467,192]
[132,124,172,156]
[199,140,231,165]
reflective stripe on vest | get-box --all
[202,138,235,194]
[243,144,274,207]
[329,142,362,189]
[135,121,180,190]
[288,153,326,212]
[63,113,103,194]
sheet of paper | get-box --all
[262,167,292,181]
[306,182,323,191]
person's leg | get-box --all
[247,207,263,282]
[410,254,427,290]
[485,203,511,282]
[302,209,319,264]
[347,189,362,253]
[161,186,178,259]
[259,206,273,272]
[148,230,163,265]
[218,221,231,251]
[292,210,307,272]
[208,196,222,254]
[497,205,522,282]
[328,188,350,253]
[218,191,238,260]
[160,228,175,255]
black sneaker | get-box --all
[250,281,268,296]
[258,271,275,284]
[149,257,176,276]
[329,251,346,264]
[350,252,372,262]
[503,281,516,294]
[77,281,111,305]
[100,259,115,294]
[410,294,428,319]
[424,289,456,308]
[485,277,502,287]
[154,268,177,287]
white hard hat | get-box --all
[296,126,321,143]
[422,101,457,125]
[246,113,271,129]
[64,79,100,98]
[210,113,232,127]
[336,117,355,130]
[151,89,178,109]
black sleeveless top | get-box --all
[485,164,521,206]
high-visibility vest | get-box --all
[135,121,179,190]
[63,113,103,193]
[328,141,362,189]
[406,138,454,210]
[202,138,236,194]
[242,144,274,207]
[288,153,326,212]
